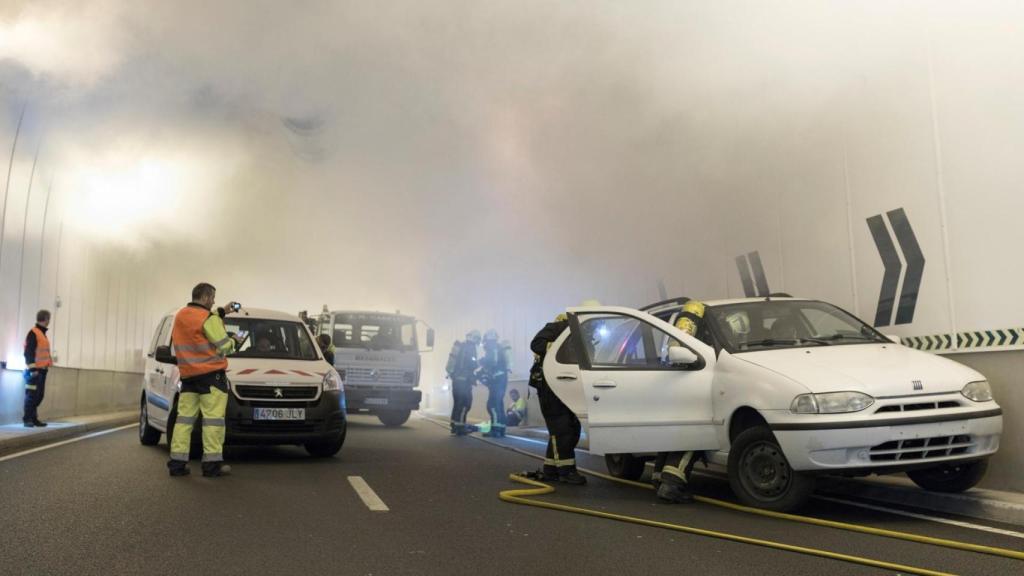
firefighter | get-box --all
[480,330,510,438]
[529,313,586,485]
[22,310,53,427]
[505,388,526,427]
[655,299,707,503]
[317,333,336,366]
[445,330,480,436]
[167,283,244,478]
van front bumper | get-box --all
[225,390,347,445]
[769,408,1002,472]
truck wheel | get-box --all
[378,409,411,427]
[605,453,645,481]
[728,426,815,511]
[907,460,988,493]
[306,426,346,458]
[139,396,162,446]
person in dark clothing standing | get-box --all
[23,310,53,427]
[317,334,336,366]
[480,329,510,438]
[445,330,480,436]
[529,314,586,485]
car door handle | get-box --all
[593,381,617,389]
[556,374,577,381]
[155,368,164,374]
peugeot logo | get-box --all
[274,388,284,398]
[369,369,380,382]
[912,380,923,391]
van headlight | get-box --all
[323,369,344,392]
[791,392,874,414]
[961,380,992,402]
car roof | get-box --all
[643,297,809,314]
[163,307,303,322]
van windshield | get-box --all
[224,318,319,360]
[331,314,416,351]
[708,300,889,353]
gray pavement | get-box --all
[0,413,1021,576]
[0,411,137,457]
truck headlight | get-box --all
[323,369,344,392]
[961,380,992,402]
[791,392,874,414]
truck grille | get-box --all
[346,367,410,386]
[875,400,962,413]
[869,435,973,462]
[235,385,319,401]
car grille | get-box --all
[869,435,973,462]
[345,367,410,386]
[235,385,319,401]
[875,400,962,413]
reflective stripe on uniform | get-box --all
[172,342,217,353]
[203,418,225,427]
[556,458,576,467]
[544,458,556,466]
[176,416,196,425]
[176,355,225,366]
[25,384,37,391]
[170,451,189,462]
[201,452,223,462]
[212,336,232,348]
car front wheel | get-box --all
[907,460,988,493]
[728,426,815,511]
[139,397,162,446]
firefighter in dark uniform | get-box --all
[655,300,707,503]
[23,310,53,427]
[480,329,510,438]
[446,330,480,436]
[529,313,586,485]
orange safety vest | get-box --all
[171,305,228,379]
[27,326,53,368]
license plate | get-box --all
[365,398,388,406]
[253,407,305,421]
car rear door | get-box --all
[565,306,720,455]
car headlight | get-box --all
[791,392,874,414]
[961,380,992,402]
[322,369,344,392]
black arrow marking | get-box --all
[867,214,901,327]
[735,255,756,297]
[887,208,926,325]
[748,251,770,297]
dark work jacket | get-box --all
[528,320,568,389]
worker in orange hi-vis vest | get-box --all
[167,282,244,478]
[23,310,54,428]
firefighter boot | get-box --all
[656,475,694,503]
[558,468,587,485]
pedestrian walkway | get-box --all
[0,411,137,457]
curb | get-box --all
[0,413,138,458]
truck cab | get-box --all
[308,309,434,427]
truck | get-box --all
[301,307,435,427]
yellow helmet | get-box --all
[580,299,601,307]
[682,300,705,318]
[555,312,568,322]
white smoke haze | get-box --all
[1,0,1022,383]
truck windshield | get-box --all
[224,319,319,360]
[332,314,416,351]
[708,300,889,353]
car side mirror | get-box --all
[155,345,177,365]
[426,328,435,349]
[668,346,700,367]
[884,334,902,345]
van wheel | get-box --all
[728,426,814,511]
[907,460,988,493]
[139,397,162,446]
[378,409,411,427]
[605,453,645,481]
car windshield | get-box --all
[708,300,888,353]
[331,314,416,351]
[223,318,319,360]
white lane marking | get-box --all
[814,495,1024,540]
[348,476,389,512]
[0,424,138,463]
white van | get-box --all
[139,307,347,457]
[544,298,1002,510]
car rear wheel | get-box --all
[139,397,162,446]
[378,409,411,427]
[605,453,646,481]
[907,460,988,493]
[728,426,815,512]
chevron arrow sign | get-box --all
[867,208,925,327]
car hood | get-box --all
[225,358,330,384]
[735,343,983,396]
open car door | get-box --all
[549,306,720,456]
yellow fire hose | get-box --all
[425,417,1024,573]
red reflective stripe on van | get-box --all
[264,369,287,375]
[237,368,258,375]
[292,370,313,377]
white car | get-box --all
[543,297,1002,511]
[139,308,347,458]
